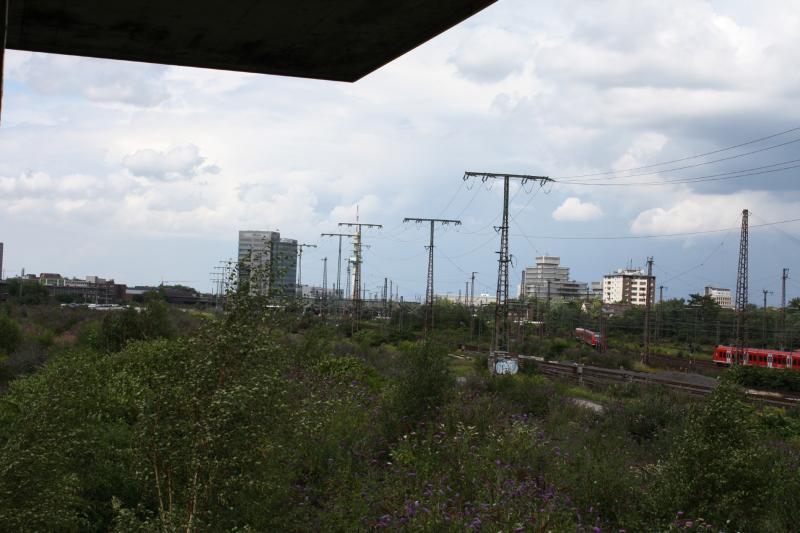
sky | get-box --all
[1,0,799,304]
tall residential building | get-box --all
[602,268,655,306]
[237,230,297,296]
[704,286,733,309]
[519,256,589,300]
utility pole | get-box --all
[321,257,328,315]
[470,271,478,338]
[296,243,317,299]
[656,285,666,341]
[781,268,789,350]
[734,209,749,364]
[339,213,382,332]
[762,289,772,347]
[321,232,355,301]
[464,171,553,372]
[546,280,551,336]
[642,257,654,365]
[345,259,352,318]
[403,217,462,334]
[383,277,388,316]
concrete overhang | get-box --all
[6,0,497,82]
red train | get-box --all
[712,345,799,370]
[575,328,602,348]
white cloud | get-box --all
[448,26,531,83]
[2,0,800,293]
[122,145,206,180]
[12,53,169,107]
[552,197,603,221]
[630,190,800,235]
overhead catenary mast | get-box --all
[403,217,462,333]
[463,171,552,372]
[321,232,355,301]
[339,210,382,331]
[296,243,317,298]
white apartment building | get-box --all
[519,256,589,300]
[602,268,655,306]
[704,286,733,309]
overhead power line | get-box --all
[556,125,800,180]
[498,215,800,241]
[560,158,800,187]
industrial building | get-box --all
[704,286,733,309]
[237,231,298,297]
[519,256,590,301]
[20,273,128,303]
[602,268,655,306]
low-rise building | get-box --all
[704,286,733,309]
[602,268,655,306]
[36,273,125,303]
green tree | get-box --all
[6,279,50,305]
[653,382,776,530]
[99,298,174,352]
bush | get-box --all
[98,300,174,353]
[727,364,800,393]
[0,315,22,355]
[389,341,453,428]
[653,382,779,530]
[486,374,554,416]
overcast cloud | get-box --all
[1,0,799,303]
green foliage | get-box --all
[0,314,22,354]
[389,341,453,429]
[37,328,56,349]
[76,320,102,349]
[727,363,800,393]
[486,373,554,416]
[653,382,784,531]
[6,279,50,305]
[98,300,175,352]
[1,294,799,532]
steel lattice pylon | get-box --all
[734,209,749,364]
[463,171,552,371]
[403,217,461,333]
[495,176,512,354]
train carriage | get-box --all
[713,345,799,370]
[575,327,602,349]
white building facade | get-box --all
[602,268,655,306]
[704,286,733,309]
[520,256,589,300]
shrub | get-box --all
[727,364,800,394]
[0,315,22,355]
[390,341,453,428]
[653,382,777,530]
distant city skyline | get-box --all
[1,0,798,305]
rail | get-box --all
[516,355,799,409]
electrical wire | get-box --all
[556,125,800,180]
[496,215,800,241]
[559,159,800,187]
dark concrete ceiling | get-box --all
[6,0,497,82]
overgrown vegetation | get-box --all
[0,290,798,531]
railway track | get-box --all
[458,343,720,373]
[519,356,800,409]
